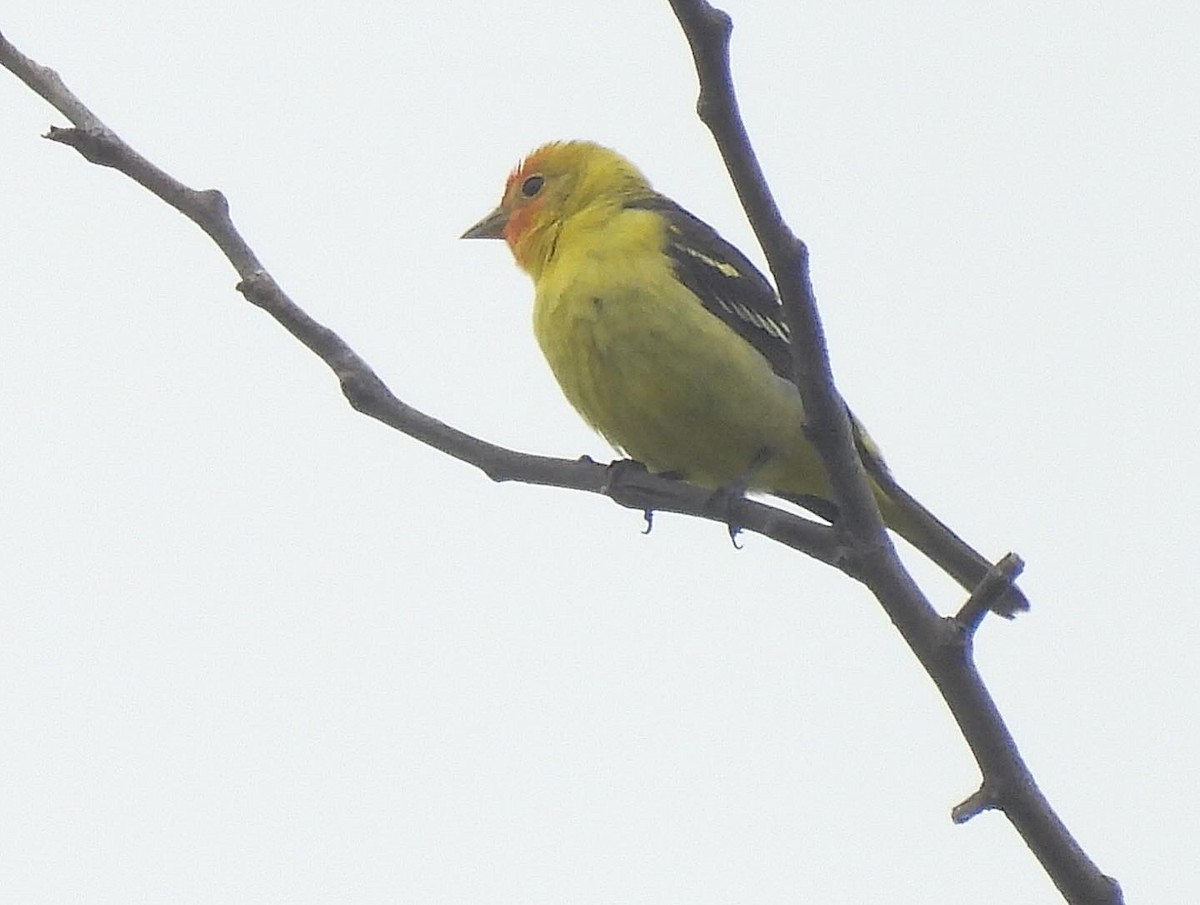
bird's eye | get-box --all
[520,174,545,198]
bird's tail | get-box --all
[849,414,1028,617]
[870,469,1029,618]
[775,413,1028,617]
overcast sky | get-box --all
[2,2,1197,902]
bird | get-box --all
[462,140,1027,616]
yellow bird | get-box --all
[463,141,1027,616]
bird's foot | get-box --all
[603,459,688,534]
[703,481,751,548]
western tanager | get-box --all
[463,140,1027,616]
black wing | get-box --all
[625,194,794,381]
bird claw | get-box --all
[603,459,666,535]
[703,483,747,549]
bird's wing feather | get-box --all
[625,194,894,508]
[624,195,795,381]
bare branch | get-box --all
[666,2,1122,903]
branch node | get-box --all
[954,552,1026,633]
[236,270,276,310]
[951,785,998,824]
[195,187,230,220]
[44,124,122,167]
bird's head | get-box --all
[462,141,652,278]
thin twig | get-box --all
[956,553,1026,634]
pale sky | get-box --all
[2,3,1197,902]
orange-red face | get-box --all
[461,141,633,275]
[497,154,552,248]
[461,147,557,252]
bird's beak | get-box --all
[461,206,508,240]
